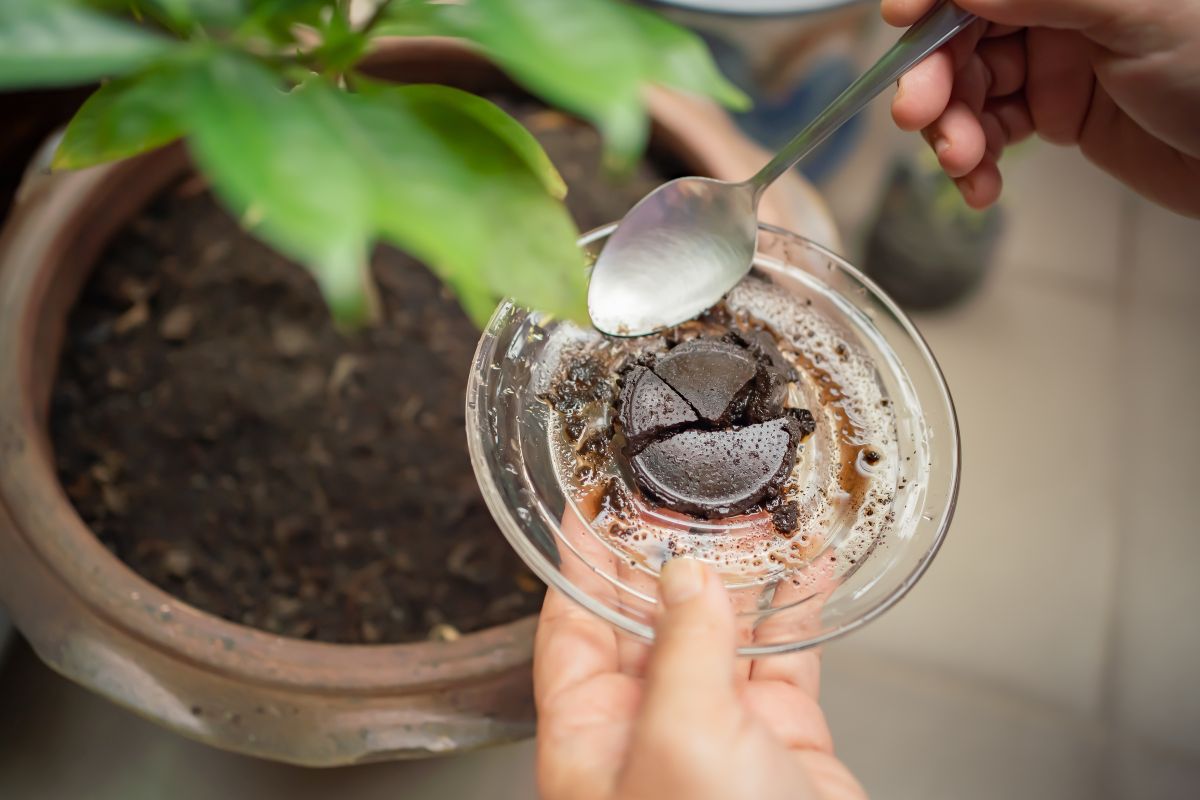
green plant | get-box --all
[0,0,747,326]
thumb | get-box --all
[639,558,738,725]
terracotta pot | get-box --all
[0,41,838,766]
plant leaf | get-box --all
[237,0,330,44]
[183,53,585,328]
[0,0,175,90]
[383,0,749,164]
[53,61,193,169]
[622,4,749,112]
[138,0,248,29]
[309,5,368,75]
[185,53,372,323]
[391,84,566,200]
[360,83,586,324]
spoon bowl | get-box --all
[586,177,757,337]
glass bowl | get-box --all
[467,223,959,655]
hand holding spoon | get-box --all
[587,1,977,337]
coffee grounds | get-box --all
[615,333,815,521]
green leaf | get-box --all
[184,53,585,328]
[622,4,749,112]
[384,0,749,165]
[361,83,586,324]
[236,0,330,44]
[392,84,566,200]
[53,61,193,169]
[0,0,175,90]
[185,54,371,324]
[140,0,248,28]
[309,5,367,74]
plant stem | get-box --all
[362,259,385,326]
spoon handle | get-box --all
[749,1,977,195]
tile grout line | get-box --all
[1096,190,1142,799]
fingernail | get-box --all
[659,558,706,606]
[934,136,951,156]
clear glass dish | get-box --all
[467,223,959,655]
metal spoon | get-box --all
[587,1,977,337]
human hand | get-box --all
[885,0,1200,216]
[533,557,866,800]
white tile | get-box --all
[821,647,1105,800]
[993,142,1127,297]
[843,275,1121,718]
[1111,202,1200,755]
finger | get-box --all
[953,52,990,115]
[885,0,1139,38]
[982,24,1023,38]
[881,0,938,27]
[533,508,621,710]
[893,20,987,130]
[726,586,760,683]
[749,554,840,695]
[924,98,988,178]
[956,0,1147,31]
[1024,27,1097,146]
[751,638,822,698]
[893,49,955,132]
[985,94,1034,146]
[955,158,1004,209]
[980,110,1006,160]
[977,32,1027,98]
[616,555,653,677]
[739,681,834,753]
[618,636,652,677]
[535,588,620,710]
[978,93,1034,162]
[940,17,990,68]
[640,559,738,726]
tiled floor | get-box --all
[3,60,1200,800]
[819,139,1200,797]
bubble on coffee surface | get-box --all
[543,272,900,587]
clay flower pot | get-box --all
[0,41,838,765]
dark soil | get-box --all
[50,100,674,644]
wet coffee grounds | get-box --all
[615,333,816,520]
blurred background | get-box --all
[2,1,1198,798]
